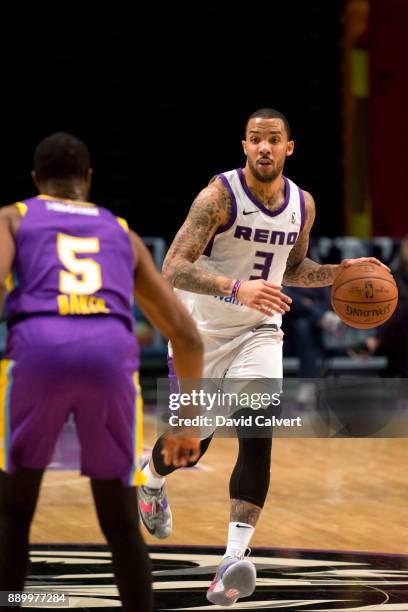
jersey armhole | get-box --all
[298,188,306,233]
[202,174,237,257]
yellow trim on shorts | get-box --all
[132,372,147,486]
[0,360,14,471]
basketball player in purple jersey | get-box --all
[139,109,389,606]
[0,133,203,611]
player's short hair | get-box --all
[245,108,291,139]
[34,132,91,182]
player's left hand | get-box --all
[161,435,201,468]
[339,257,391,273]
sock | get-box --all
[142,463,165,490]
[224,522,255,558]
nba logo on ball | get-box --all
[331,263,398,328]
[364,282,374,299]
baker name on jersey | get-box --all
[57,293,110,315]
[234,226,299,245]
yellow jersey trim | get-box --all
[38,194,96,207]
[116,217,129,233]
[14,202,28,217]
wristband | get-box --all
[231,279,242,300]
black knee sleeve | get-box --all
[229,435,272,508]
[151,433,214,476]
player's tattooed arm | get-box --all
[162,179,235,295]
[283,192,340,287]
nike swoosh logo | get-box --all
[236,524,252,529]
[243,209,259,215]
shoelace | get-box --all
[148,490,166,523]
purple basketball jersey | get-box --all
[6,195,135,331]
[1,196,143,483]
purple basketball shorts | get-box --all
[0,315,143,486]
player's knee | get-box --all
[238,436,272,468]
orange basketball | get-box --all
[331,262,398,329]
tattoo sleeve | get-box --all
[162,179,234,295]
[282,191,340,287]
[283,257,339,287]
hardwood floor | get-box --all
[31,421,408,554]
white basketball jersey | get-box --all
[175,168,305,337]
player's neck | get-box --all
[243,167,285,210]
[39,181,89,202]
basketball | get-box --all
[331,262,398,329]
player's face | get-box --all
[242,118,294,183]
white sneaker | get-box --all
[138,458,172,539]
[206,551,256,606]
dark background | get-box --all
[0,4,343,245]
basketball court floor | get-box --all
[26,418,408,610]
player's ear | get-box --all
[286,140,295,157]
[242,140,248,156]
[31,170,40,190]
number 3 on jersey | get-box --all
[250,251,274,280]
[57,233,102,295]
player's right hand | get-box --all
[236,279,292,315]
[161,435,201,468]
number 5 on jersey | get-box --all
[57,233,102,295]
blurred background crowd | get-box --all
[1,0,407,386]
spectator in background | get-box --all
[283,286,343,378]
[392,235,408,303]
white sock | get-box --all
[224,522,255,558]
[142,463,165,489]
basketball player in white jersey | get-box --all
[139,108,388,606]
